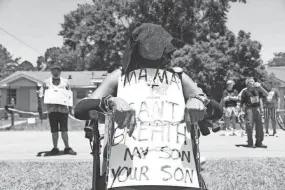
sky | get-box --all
[0,0,285,66]
[226,0,285,63]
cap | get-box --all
[121,23,186,74]
[49,63,61,70]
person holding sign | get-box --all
[38,63,76,156]
[75,23,223,190]
[263,81,280,137]
[238,77,268,148]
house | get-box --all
[266,66,285,109]
[266,66,285,85]
[0,71,108,112]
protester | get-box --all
[38,63,76,156]
[238,77,268,147]
[75,23,223,190]
[263,81,280,137]
[222,80,239,135]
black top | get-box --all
[223,89,238,107]
[240,88,267,108]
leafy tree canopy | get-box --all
[267,52,285,67]
[0,44,22,80]
[45,0,271,100]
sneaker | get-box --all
[246,144,255,148]
[255,143,267,148]
[64,147,77,155]
[273,132,278,137]
[229,132,237,136]
[48,148,59,156]
[265,132,269,136]
[212,125,221,133]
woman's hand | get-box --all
[107,97,136,136]
[185,97,207,124]
[224,96,230,101]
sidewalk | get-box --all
[200,129,285,158]
[0,120,27,129]
[0,130,285,161]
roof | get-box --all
[266,67,285,86]
[266,66,285,81]
[0,71,108,87]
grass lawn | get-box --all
[0,158,284,190]
[202,158,285,190]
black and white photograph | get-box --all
[0,0,285,189]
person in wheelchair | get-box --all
[75,23,223,190]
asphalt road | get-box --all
[0,129,284,161]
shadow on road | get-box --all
[37,151,66,157]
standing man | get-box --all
[239,77,268,147]
[38,63,76,156]
[222,80,239,135]
[263,81,280,137]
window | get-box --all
[76,89,87,100]
[7,89,17,105]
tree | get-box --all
[120,0,246,42]
[0,44,19,80]
[18,60,35,71]
[36,56,46,71]
[59,2,127,71]
[37,46,84,71]
[118,0,266,100]
[170,30,266,100]
[57,0,270,101]
[44,47,62,63]
[267,52,285,67]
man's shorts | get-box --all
[224,106,238,117]
[264,107,276,120]
[48,112,68,133]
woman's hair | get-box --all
[245,77,254,85]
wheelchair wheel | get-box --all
[277,115,285,130]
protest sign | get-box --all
[44,88,73,107]
[106,68,199,188]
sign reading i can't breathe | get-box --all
[106,68,199,188]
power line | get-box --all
[0,26,42,55]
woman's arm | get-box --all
[181,72,204,99]
[74,69,121,120]
[181,72,223,121]
[90,69,121,99]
